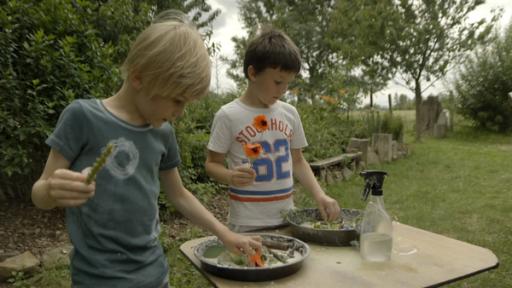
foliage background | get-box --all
[454,24,512,132]
[0,0,219,199]
[1,0,509,202]
[0,0,396,200]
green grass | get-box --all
[162,225,212,287]
[8,265,71,288]
[310,123,512,287]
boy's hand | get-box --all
[46,168,95,207]
[219,230,262,256]
[316,195,341,221]
[229,166,256,186]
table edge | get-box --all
[178,244,219,288]
[426,253,499,288]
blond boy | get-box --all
[31,10,261,288]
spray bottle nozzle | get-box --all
[360,170,387,200]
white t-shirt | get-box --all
[208,99,308,226]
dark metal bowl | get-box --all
[286,208,362,246]
[193,233,310,282]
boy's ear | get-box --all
[247,65,257,81]
[129,72,143,90]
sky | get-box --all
[207,0,512,106]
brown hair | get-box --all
[243,27,301,79]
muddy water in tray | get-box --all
[202,244,301,268]
[194,234,310,281]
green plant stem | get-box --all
[85,143,114,185]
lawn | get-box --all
[12,114,511,287]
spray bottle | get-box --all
[359,170,393,262]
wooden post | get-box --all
[372,133,393,162]
[348,138,369,167]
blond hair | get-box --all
[121,10,211,99]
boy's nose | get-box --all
[280,85,288,95]
[174,107,186,118]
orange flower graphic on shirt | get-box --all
[252,114,269,132]
[243,143,263,160]
[242,115,269,166]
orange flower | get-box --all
[249,250,265,267]
[320,95,337,105]
[243,143,263,160]
[252,114,269,132]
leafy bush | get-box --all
[380,113,404,142]
[0,0,219,199]
[174,94,233,184]
[0,0,155,198]
[354,109,382,139]
[297,103,360,161]
[454,24,512,132]
[159,94,232,213]
[351,109,404,142]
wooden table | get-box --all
[179,222,498,288]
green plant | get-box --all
[455,23,512,132]
[158,94,231,215]
[380,113,404,142]
[0,0,221,199]
[0,0,148,198]
[174,94,230,183]
[297,102,360,161]
[7,271,31,288]
[85,143,114,184]
[354,109,382,139]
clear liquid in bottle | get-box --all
[360,232,392,262]
[359,170,393,262]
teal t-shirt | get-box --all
[47,99,180,288]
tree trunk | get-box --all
[388,94,393,115]
[414,79,423,141]
[369,86,374,108]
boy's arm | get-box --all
[32,149,95,209]
[160,168,261,253]
[205,150,255,187]
[291,148,341,221]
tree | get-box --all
[393,93,415,110]
[226,0,343,102]
[329,0,400,108]
[454,22,512,132]
[152,0,221,53]
[393,0,498,141]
